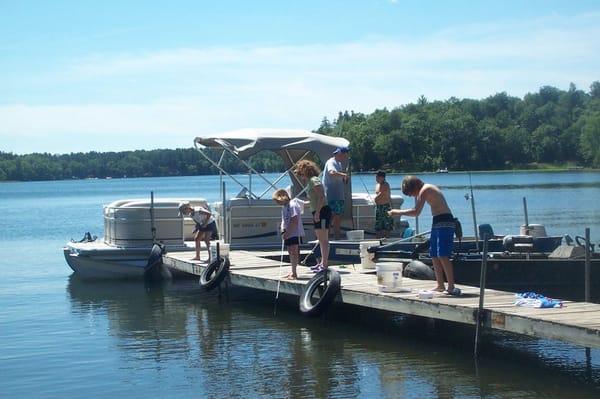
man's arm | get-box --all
[389,188,427,217]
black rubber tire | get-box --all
[403,260,435,280]
[299,269,341,317]
[144,244,164,280]
[199,257,230,291]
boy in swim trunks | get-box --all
[374,170,394,238]
[389,176,460,295]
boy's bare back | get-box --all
[418,184,451,216]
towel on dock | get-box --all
[514,292,563,308]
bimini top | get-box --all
[193,128,350,161]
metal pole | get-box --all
[222,181,228,243]
[523,197,529,230]
[474,234,489,358]
[469,173,479,251]
[584,229,592,382]
[150,191,156,242]
[585,227,591,302]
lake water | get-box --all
[1,171,600,398]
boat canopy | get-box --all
[194,128,349,163]
[193,128,352,201]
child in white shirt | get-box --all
[272,189,305,279]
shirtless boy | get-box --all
[389,176,460,295]
[374,170,393,238]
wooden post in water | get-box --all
[585,228,591,302]
[474,234,489,358]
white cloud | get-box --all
[1,12,599,154]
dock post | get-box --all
[582,228,593,381]
[584,228,591,302]
[474,234,489,358]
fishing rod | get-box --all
[465,172,479,251]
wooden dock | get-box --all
[162,249,600,349]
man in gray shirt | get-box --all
[322,147,349,239]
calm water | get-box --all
[1,171,600,398]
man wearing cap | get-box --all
[322,146,350,240]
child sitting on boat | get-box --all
[272,189,305,280]
[178,202,219,263]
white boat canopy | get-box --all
[193,128,352,200]
[194,128,349,162]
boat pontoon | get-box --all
[63,198,207,279]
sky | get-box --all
[1,0,599,154]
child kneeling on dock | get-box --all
[178,202,219,263]
[273,189,305,280]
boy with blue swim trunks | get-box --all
[389,176,460,295]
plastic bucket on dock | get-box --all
[376,262,404,292]
[359,240,380,270]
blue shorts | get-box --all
[327,200,344,215]
[429,227,454,257]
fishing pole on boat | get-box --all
[465,172,479,251]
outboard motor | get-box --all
[503,235,534,253]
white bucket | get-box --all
[209,241,230,261]
[359,240,380,270]
[347,230,365,241]
[520,224,547,238]
[376,262,404,292]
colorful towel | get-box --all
[514,292,563,308]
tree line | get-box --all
[1,82,599,182]
[317,82,600,172]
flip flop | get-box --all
[310,263,323,271]
[445,287,462,296]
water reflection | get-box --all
[66,278,600,397]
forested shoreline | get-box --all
[2,83,599,182]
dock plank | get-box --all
[163,250,600,348]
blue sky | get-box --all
[1,0,599,154]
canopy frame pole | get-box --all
[194,144,249,192]
[220,146,280,197]
[257,150,312,199]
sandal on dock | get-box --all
[445,287,462,296]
